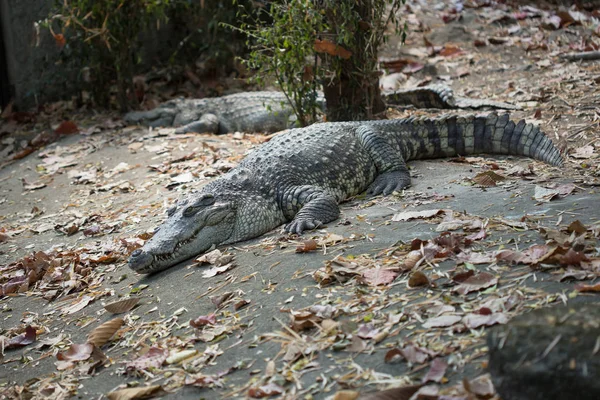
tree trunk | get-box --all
[320,1,385,122]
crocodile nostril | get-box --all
[131,249,143,257]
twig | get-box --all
[561,51,600,61]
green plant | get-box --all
[42,0,177,111]
[233,1,326,127]
[235,0,407,124]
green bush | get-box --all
[235,0,406,124]
[42,0,179,111]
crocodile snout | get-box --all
[128,249,154,273]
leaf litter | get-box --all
[2,0,600,399]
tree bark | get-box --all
[320,1,385,122]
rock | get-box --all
[487,302,600,400]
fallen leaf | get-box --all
[464,374,495,398]
[392,209,444,222]
[196,249,234,266]
[439,44,464,57]
[4,326,37,349]
[571,145,594,159]
[248,382,285,398]
[462,312,508,329]
[62,295,93,315]
[346,335,368,353]
[104,298,140,314]
[453,272,498,295]
[202,263,235,278]
[566,220,587,235]
[423,357,448,383]
[55,120,79,135]
[422,315,462,328]
[384,348,404,363]
[210,292,234,308]
[332,390,360,400]
[234,299,251,311]
[575,282,600,292]
[534,183,576,202]
[22,178,46,191]
[87,318,124,347]
[361,267,399,286]
[166,349,197,364]
[126,347,169,373]
[296,239,318,253]
[398,344,430,364]
[57,343,94,363]
[106,385,163,400]
[360,385,422,400]
[472,171,506,187]
[408,271,429,288]
[190,314,217,328]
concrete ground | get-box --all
[1,1,600,399]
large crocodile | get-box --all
[124,85,519,134]
[128,113,563,274]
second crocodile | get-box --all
[124,85,520,134]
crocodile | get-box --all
[128,113,563,274]
[123,85,520,134]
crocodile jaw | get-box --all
[129,204,236,274]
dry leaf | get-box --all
[106,385,163,400]
[202,263,235,278]
[57,343,94,362]
[408,271,429,288]
[166,349,197,364]
[87,318,124,347]
[190,314,217,328]
[361,267,399,286]
[332,390,360,400]
[392,209,444,222]
[403,250,424,270]
[248,382,285,398]
[4,326,36,349]
[55,120,79,135]
[463,312,508,329]
[360,385,422,400]
[126,347,169,373]
[575,282,600,292]
[104,298,140,314]
[422,315,462,328]
[423,358,448,383]
[296,239,318,253]
[314,39,352,59]
[472,171,505,186]
[453,272,498,295]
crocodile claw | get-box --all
[285,218,322,235]
[367,171,411,196]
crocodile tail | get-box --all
[399,113,564,167]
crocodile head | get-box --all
[128,193,237,274]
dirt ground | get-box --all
[1,1,600,399]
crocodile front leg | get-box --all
[282,186,340,234]
[355,125,412,195]
[174,114,220,134]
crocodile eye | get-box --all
[167,206,177,216]
[195,193,215,207]
[183,206,199,217]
